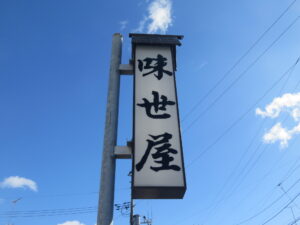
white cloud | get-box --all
[119,20,128,30]
[134,0,173,34]
[0,176,38,192]
[256,92,300,119]
[263,123,291,148]
[57,221,85,225]
[134,16,148,33]
[257,92,300,148]
[147,0,172,33]
[291,108,300,121]
[290,122,300,134]
[263,122,300,148]
[194,61,208,72]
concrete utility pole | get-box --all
[97,33,122,225]
[133,215,140,225]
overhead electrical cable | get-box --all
[281,156,300,184]
[0,206,97,215]
[204,64,300,225]
[244,135,300,212]
[0,206,98,218]
[288,217,300,225]
[244,73,300,206]
[261,192,300,225]
[181,0,298,123]
[278,184,300,210]
[186,56,300,168]
[207,121,266,209]
[219,143,268,205]
[183,16,300,133]
[173,7,299,225]
[1,209,97,218]
[200,144,269,225]
[176,16,300,225]
[234,177,300,225]
[198,64,299,225]
[235,136,300,211]
[213,56,298,203]
[240,74,300,213]
[180,56,300,225]
[3,187,129,200]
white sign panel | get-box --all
[133,45,186,199]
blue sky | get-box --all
[1,0,300,225]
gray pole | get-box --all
[97,33,122,225]
[130,197,134,225]
[133,215,140,225]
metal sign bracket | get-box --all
[114,141,133,159]
[119,63,134,75]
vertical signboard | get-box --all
[131,34,186,199]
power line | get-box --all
[261,192,300,225]
[229,60,300,203]
[245,74,300,210]
[168,145,300,225]
[200,144,269,225]
[172,8,300,225]
[281,156,300,184]
[183,16,300,133]
[0,206,97,215]
[0,206,98,218]
[3,187,130,200]
[186,56,300,168]
[235,136,300,212]
[234,177,300,225]
[181,0,298,123]
[223,121,265,180]
[278,183,300,210]
[212,134,300,225]
[247,135,300,211]
[289,207,298,225]
[193,61,300,225]
[204,121,266,214]
[220,143,268,204]
[182,57,300,225]
[213,54,299,205]
[3,209,97,218]
[288,217,300,225]
[232,74,300,219]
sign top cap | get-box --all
[129,33,183,46]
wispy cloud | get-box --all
[256,92,300,118]
[0,176,38,192]
[193,61,208,72]
[134,0,173,34]
[147,0,172,33]
[119,20,128,30]
[256,92,300,148]
[57,221,85,225]
[134,16,148,33]
[263,123,291,148]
